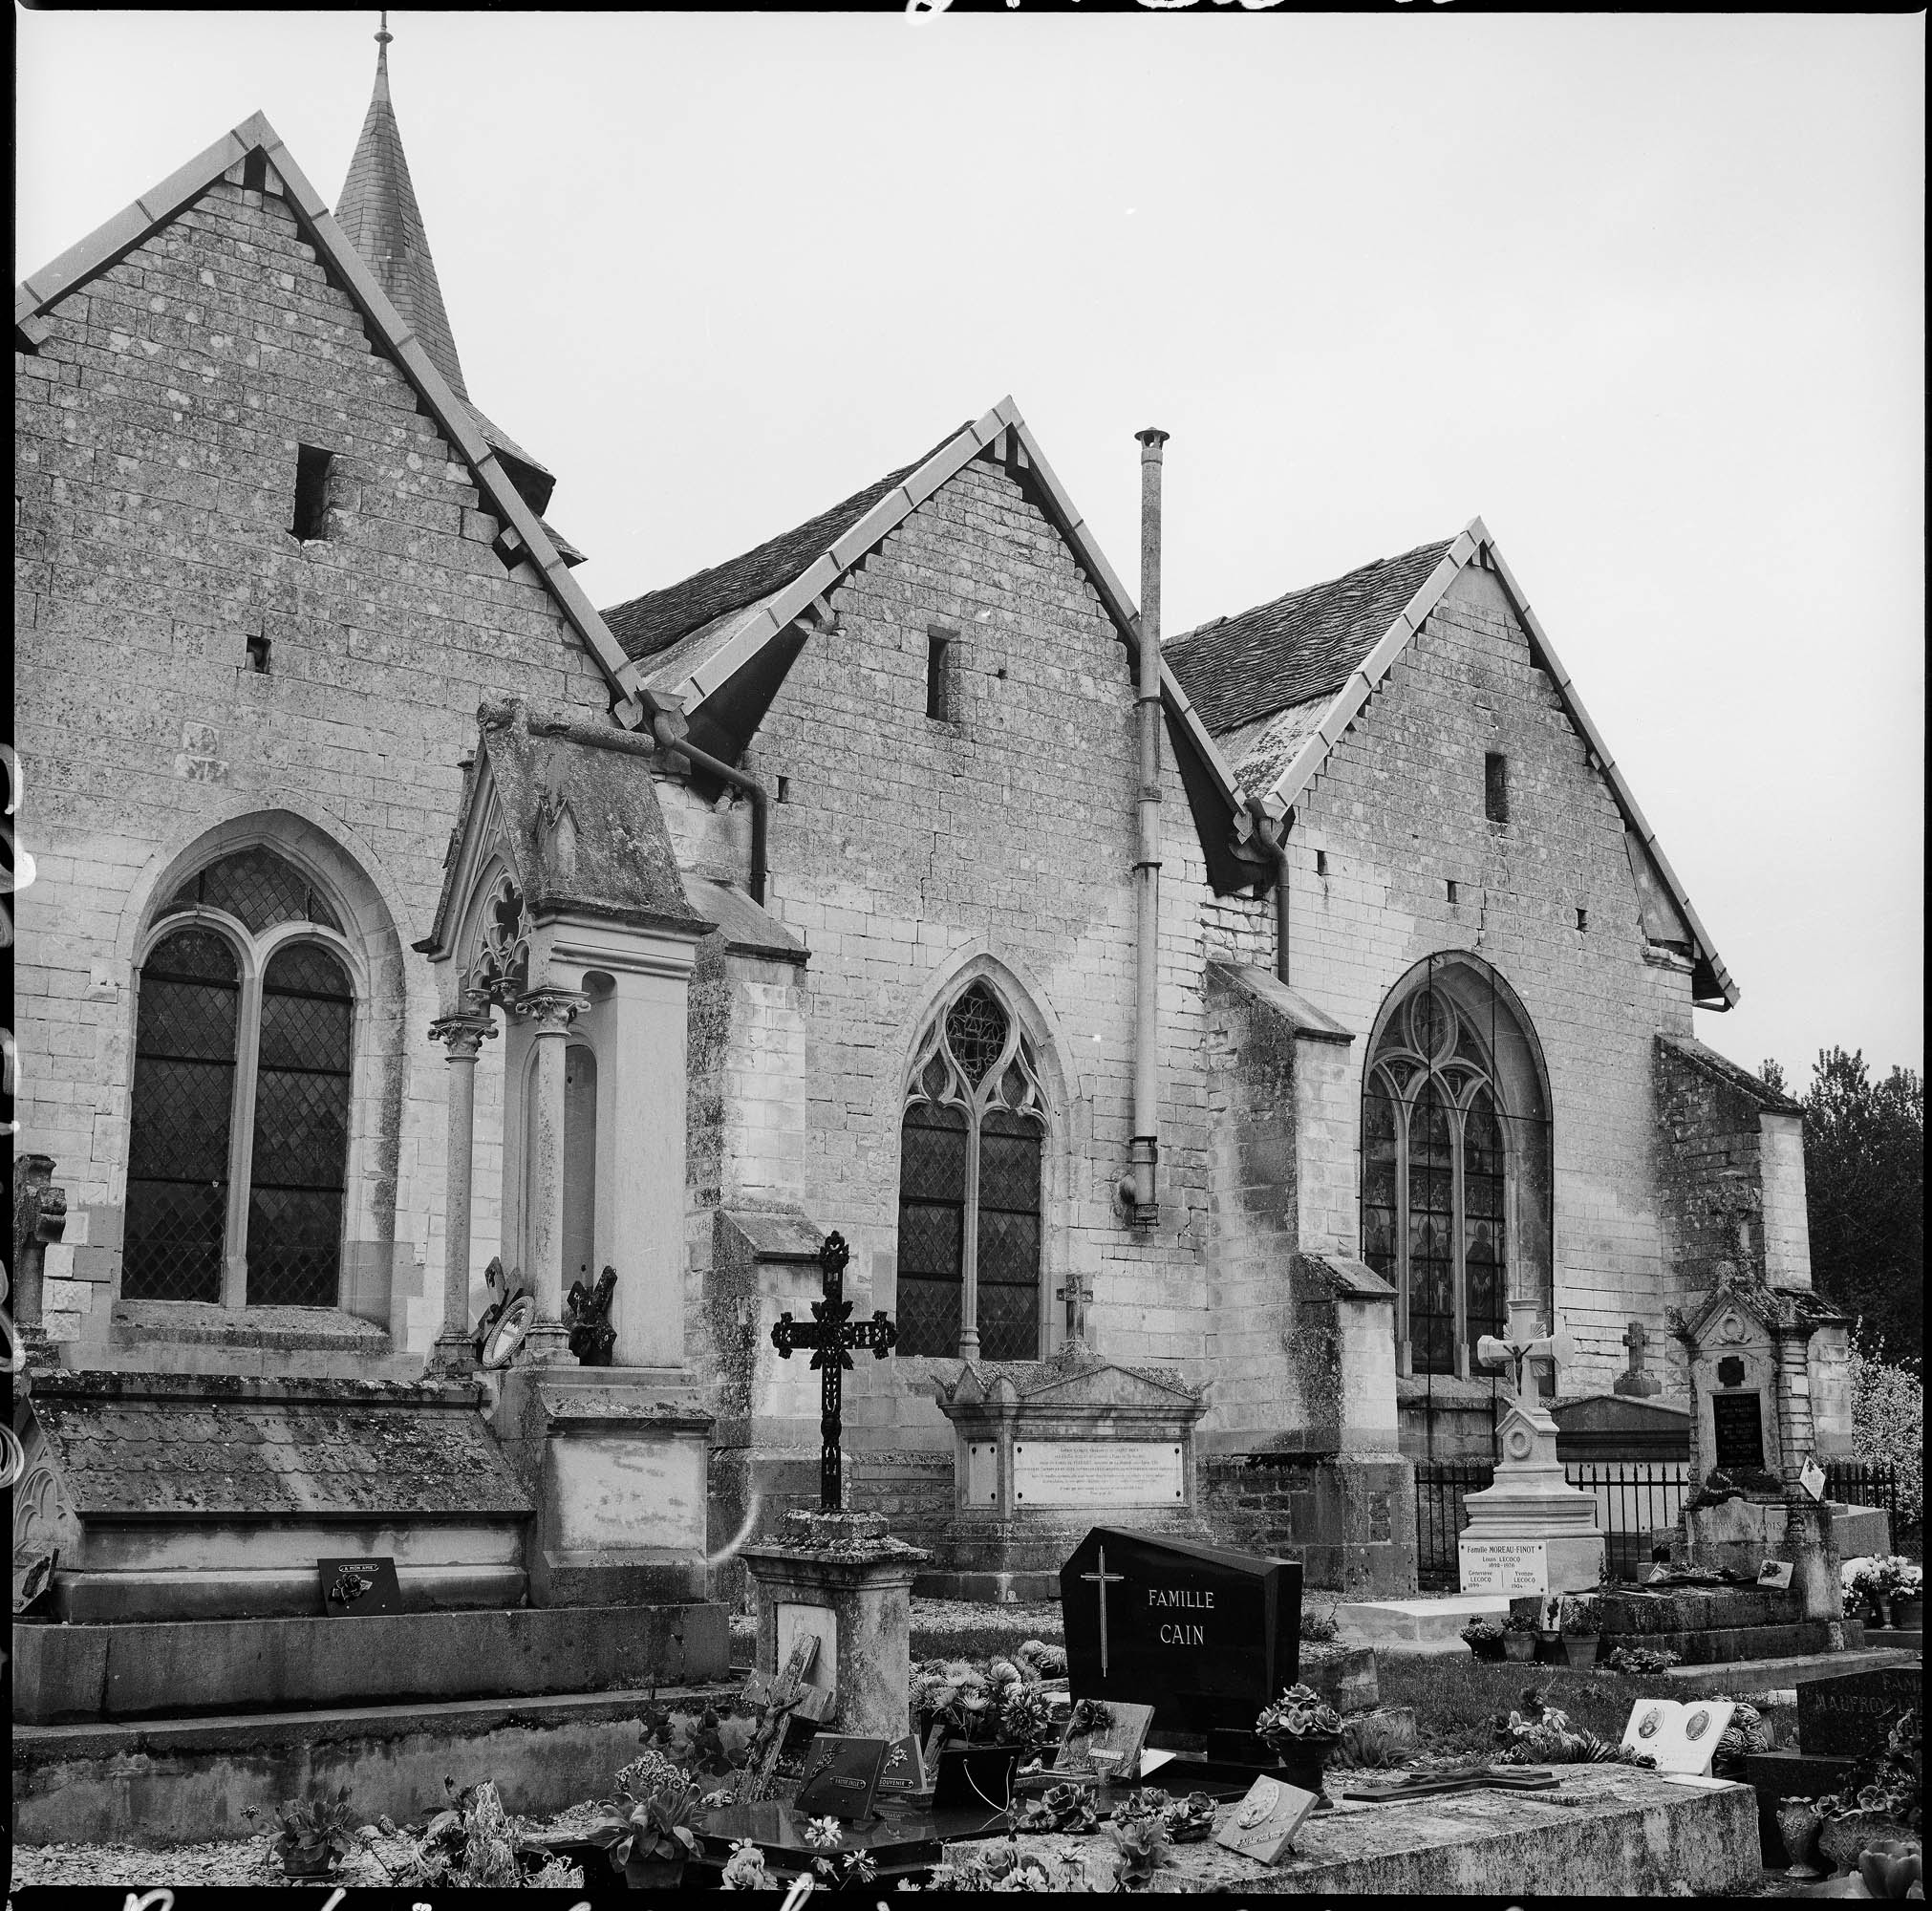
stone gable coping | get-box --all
[1247,516,1737,1008]
[631,397,1254,890]
[13,112,654,725]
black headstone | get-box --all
[1059,1527,1301,1733]
[1796,1665,1921,1760]
[1711,1392,1765,1471]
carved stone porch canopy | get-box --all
[414,697,715,1371]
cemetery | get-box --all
[15,1224,1917,1895]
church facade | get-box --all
[12,52,1846,1612]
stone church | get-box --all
[12,39,1848,1638]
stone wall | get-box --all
[14,175,609,1354]
[1239,560,1722,1401]
[712,453,1223,1469]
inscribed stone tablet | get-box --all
[1797,1666,1921,1760]
[1014,1442,1183,1508]
[320,1556,400,1617]
[1711,1393,1765,1471]
[777,1603,838,1704]
[1459,1538,1548,1595]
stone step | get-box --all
[14,1600,730,1724]
[1333,1594,1509,1654]
[1663,1644,1921,1695]
[1602,1620,1837,1664]
[12,1680,741,1847]
[1599,1584,1804,1635]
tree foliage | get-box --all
[1764,1048,1923,1363]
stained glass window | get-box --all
[245,942,354,1307]
[123,929,240,1301]
[896,980,1046,1359]
[1362,956,1547,1378]
[164,846,341,934]
[124,848,359,1313]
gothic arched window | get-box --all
[1361,956,1552,1379]
[896,979,1047,1361]
[123,846,356,1308]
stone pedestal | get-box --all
[490,1364,714,1606]
[741,1511,930,1740]
[1458,1399,1605,1595]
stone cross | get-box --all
[1476,1320,1575,1408]
[1056,1272,1093,1345]
[1615,1320,1663,1397]
[771,1232,897,1513]
[1080,1542,1127,1677]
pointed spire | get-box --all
[336,11,469,399]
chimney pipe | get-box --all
[1122,427,1169,1227]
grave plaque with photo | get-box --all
[1711,1393,1766,1472]
[1060,1528,1300,1733]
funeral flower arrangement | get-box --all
[1491,1688,1657,1769]
[1602,1643,1683,1674]
[1459,1619,1507,1661]
[911,1652,1067,1749]
[1255,1683,1342,1750]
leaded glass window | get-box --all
[896,980,1047,1360]
[124,848,358,1310]
[1361,959,1551,1379]
[124,929,240,1301]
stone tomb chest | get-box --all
[928,1347,1210,1600]
[1060,1527,1301,1733]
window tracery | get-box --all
[896,979,1047,1360]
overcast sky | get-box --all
[17,10,1924,1083]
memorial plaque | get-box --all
[1711,1393,1765,1471]
[795,1733,889,1821]
[1755,1559,1794,1590]
[1053,1699,1155,1784]
[1060,1528,1300,1734]
[1799,1458,1826,1502]
[320,1555,400,1617]
[1213,1774,1320,1865]
[875,1732,930,1798]
[1014,1442,1183,1508]
[1620,1698,1736,1777]
[1458,1538,1548,1595]
[1797,1666,1921,1760]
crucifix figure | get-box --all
[1476,1309,1574,1409]
[1081,1543,1127,1677]
[771,1231,897,1513]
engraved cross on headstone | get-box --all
[771,1231,897,1513]
[1081,1542,1127,1676]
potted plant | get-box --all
[1893,1563,1924,1634]
[1460,1619,1507,1663]
[1558,1598,1600,1670]
[1501,1611,1540,1663]
[587,1770,699,1889]
[272,1790,362,1879]
[1255,1684,1343,1793]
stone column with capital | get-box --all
[516,986,589,1364]
[11,1154,68,1363]
[427,1005,497,1372]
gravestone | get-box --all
[1060,1527,1300,1733]
[1795,1664,1921,1759]
[1711,1392,1765,1472]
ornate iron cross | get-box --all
[771,1232,897,1513]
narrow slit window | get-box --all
[1447,879,1460,905]
[1577,907,1589,932]
[927,630,955,723]
[1316,849,1328,877]
[291,445,333,541]
[246,633,270,674]
[1485,752,1509,824]
[776,775,791,805]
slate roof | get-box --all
[1165,537,1456,737]
[602,427,969,663]
[30,1379,532,1520]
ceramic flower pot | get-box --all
[1817,1811,1915,1876]
[1561,1635,1600,1670]
[1266,1734,1340,1798]
[623,1857,687,1890]
[1872,1595,1896,1630]
[1502,1632,1537,1663]
[1775,1802,1827,1879]
[1891,1596,1922,1631]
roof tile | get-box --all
[1165,537,1456,737]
